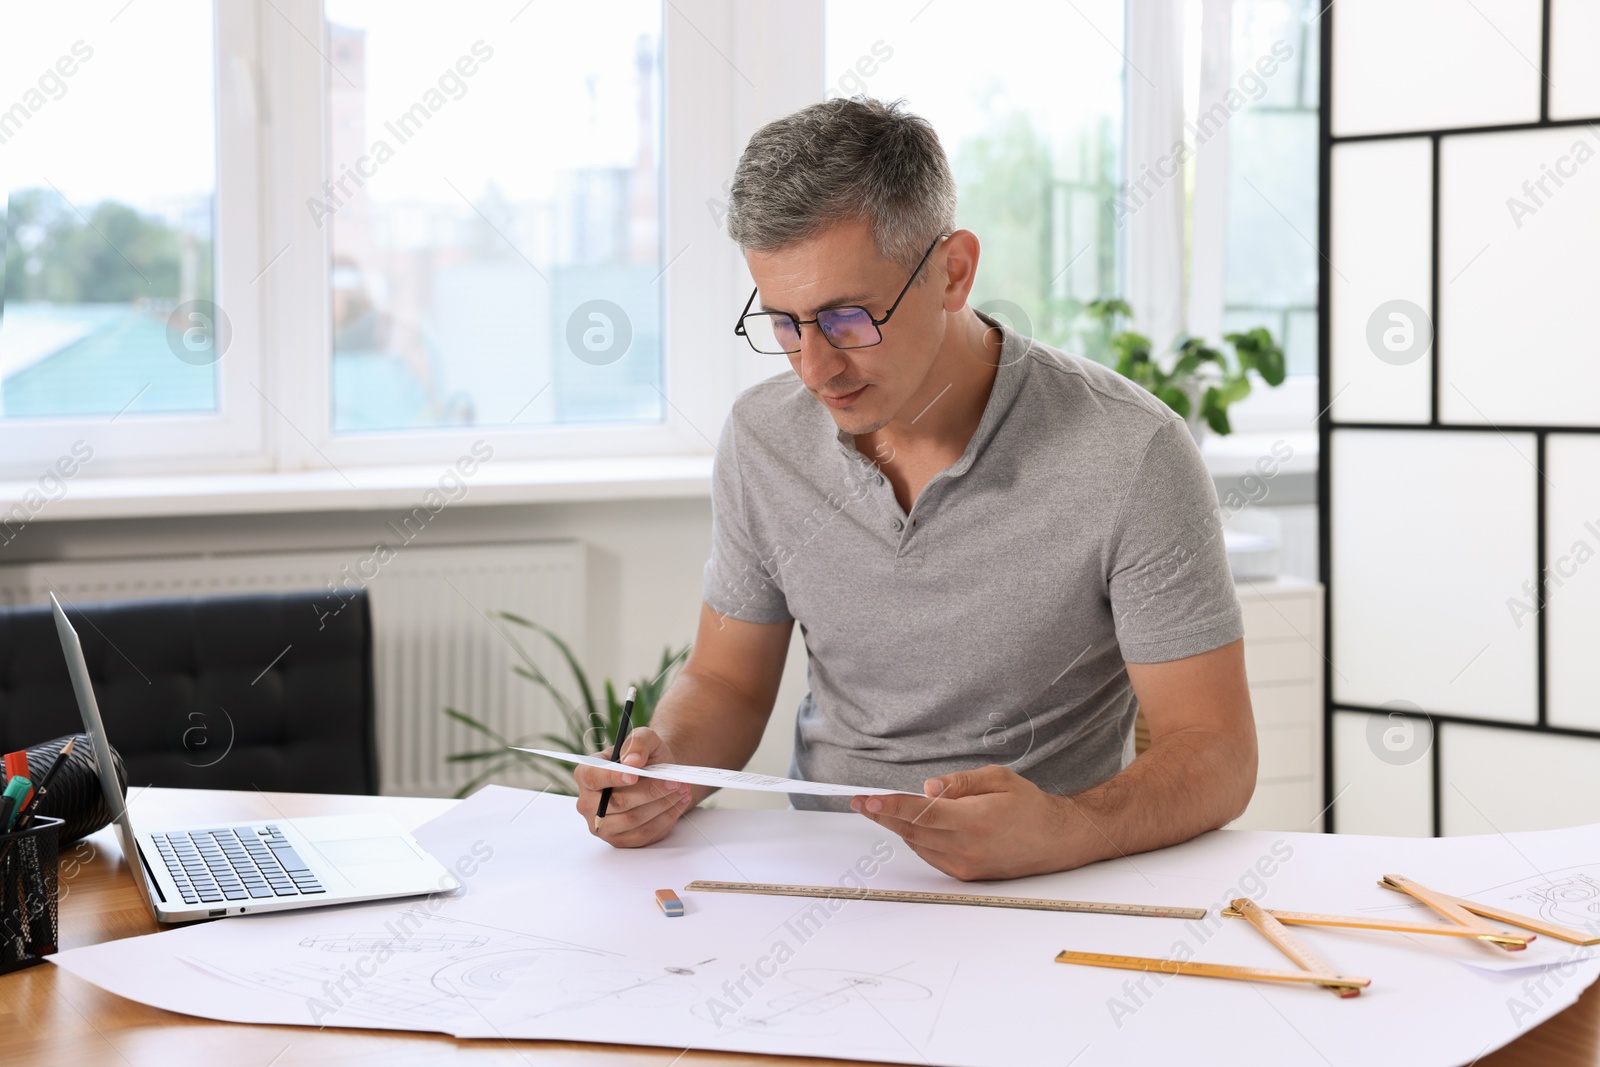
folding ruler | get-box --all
[1056,897,1371,997]
[1219,873,1600,952]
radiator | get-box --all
[0,542,586,797]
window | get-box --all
[1,4,219,421]
[0,2,1133,485]
[1219,0,1320,379]
[825,0,1125,360]
[322,2,664,433]
[0,0,263,476]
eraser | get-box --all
[655,888,684,917]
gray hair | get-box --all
[726,97,957,278]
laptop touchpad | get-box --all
[315,836,417,866]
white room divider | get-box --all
[1321,0,1600,836]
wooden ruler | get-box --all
[683,880,1206,920]
[1220,904,1532,950]
[1055,951,1369,993]
[1217,873,1594,952]
[1230,898,1367,997]
[1379,874,1599,946]
[1057,897,1370,996]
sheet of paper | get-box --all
[48,785,1600,1067]
[510,747,920,797]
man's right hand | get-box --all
[573,726,694,847]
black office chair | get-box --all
[0,589,378,794]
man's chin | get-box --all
[827,409,892,436]
[812,385,893,435]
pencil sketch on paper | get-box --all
[184,911,620,1028]
[1473,864,1600,936]
[512,961,712,1019]
[299,933,490,953]
[691,966,938,1037]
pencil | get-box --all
[594,686,638,831]
[17,737,75,830]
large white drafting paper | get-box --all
[49,786,1600,1067]
[511,747,920,797]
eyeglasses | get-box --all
[733,232,950,355]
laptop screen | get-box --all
[49,593,160,909]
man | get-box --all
[574,97,1256,881]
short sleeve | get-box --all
[1107,418,1244,663]
[701,412,793,624]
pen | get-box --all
[593,686,638,831]
[0,777,29,832]
[16,737,75,829]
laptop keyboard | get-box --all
[151,825,325,906]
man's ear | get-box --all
[939,230,981,312]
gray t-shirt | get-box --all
[702,317,1244,812]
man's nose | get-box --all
[795,326,847,390]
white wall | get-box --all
[3,495,808,809]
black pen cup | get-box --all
[0,815,62,974]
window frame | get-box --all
[1185,0,1323,435]
[0,1,266,479]
[264,0,743,472]
[1,0,755,481]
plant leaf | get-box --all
[1154,384,1190,419]
[445,749,510,763]
[493,625,580,724]
[1086,296,1133,322]
[495,612,599,727]
[508,663,580,725]
[443,626,691,799]
[1202,387,1232,435]
[1224,328,1287,387]
[537,732,588,753]
[453,757,514,799]
[443,707,508,745]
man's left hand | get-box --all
[850,765,1084,881]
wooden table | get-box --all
[2,789,1596,1066]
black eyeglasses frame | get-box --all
[732,232,951,354]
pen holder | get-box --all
[22,734,126,846]
[0,815,62,975]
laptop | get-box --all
[51,592,458,923]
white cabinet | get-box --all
[1228,578,1326,832]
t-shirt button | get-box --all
[890,517,904,532]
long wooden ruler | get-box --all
[683,880,1206,920]
[1054,951,1370,994]
[1057,897,1371,996]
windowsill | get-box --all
[1,431,1319,525]
[1200,431,1319,478]
[1,455,717,523]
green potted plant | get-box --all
[443,610,689,798]
[1082,298,1287,439]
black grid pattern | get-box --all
[1318,0,1600,835]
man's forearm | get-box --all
[643,667,773,804]
[1052,728,1257,868]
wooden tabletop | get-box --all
[2,789,1596,1066]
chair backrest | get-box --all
[0,589,377,794]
